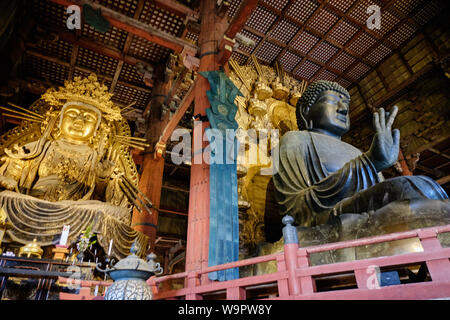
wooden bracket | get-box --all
[154,141,166,159]
[217,35,236,66]
[181,45,200,71]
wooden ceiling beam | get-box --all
[436,175,450,186]
[371,63,434,109]
[308,0,399,83]
[258,1,372,66]
[320,0,397,50]
[25,49,152,93]
[336,2,426,84]
[110,0,146,93]
[155,81,196,158]
[153,0,199,20]
[165,68,189,106]
[420,30,441,60]
[429,148,450,160]
[68,27,81,80]
[39,31,152,67]
[271,1,325,81]
[7,78,50,96]
[416,164,445,178]
[307,0,360,82]
[225,0,259,39]
[68,43,79,80]
[243,0,294,65]
[49,0,198,54]
[395,48,414,76]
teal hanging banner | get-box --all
[199,70,243,281]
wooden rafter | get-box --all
[436,175,450,186]
[154,0,199,20]
[356,83,371,111]
[31,30,152,68]
[291,6,377,76]
[320,0,398,50]
[225,0,259,39]
[294,0,400,81]
[257,0,373,67]
[307,0,362,82]
[413,135,450,155]
[242,0,293,66]
[25,49,152,93]
[336,1,428,84]
[395,48,414,76]
[263,1,320,75]
[110,0,146,93]
[49,0,198,54]
[376,68,389,90]
[164,68,189,106]
[68,43,79,80]
[311,1,362,81]
[429,148,450,161]
[416,164,445,178]
[156,80,196,155]
[420,30,441,60]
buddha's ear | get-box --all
[298,106,312,130]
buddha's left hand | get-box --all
[97,149,119,179]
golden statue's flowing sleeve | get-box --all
[0,156,22,180]
[273,131,380,227]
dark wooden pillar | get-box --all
[131,64,172,251]
[185,0,226,280]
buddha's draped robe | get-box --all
[274,131,448,227]
[0,140,148,258]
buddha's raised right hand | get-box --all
[366,106,400,172]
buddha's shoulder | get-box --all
[280,130,311,146]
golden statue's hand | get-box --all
[97,149,119,179]
[0,174,18,191]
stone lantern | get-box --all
[97,243,163,300]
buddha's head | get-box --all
[58,101,102,144]
[296,80,350,138]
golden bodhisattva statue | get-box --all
[0,74,150,258]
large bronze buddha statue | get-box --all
[274,80,448,227]
[0,74,150,258]
[258,80,449,267]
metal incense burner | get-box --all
[97,243,163,300]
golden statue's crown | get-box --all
[41,74,122,121]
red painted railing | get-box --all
[147,224,450,300]
[58,277,111,300]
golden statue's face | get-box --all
[60,105,99,143]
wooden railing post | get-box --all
[276,255,290,298]
[185,271,202,300]
[297,248,316,294]
[418,229,450,282]
[226,287,246,300]
[282,215,301,296]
